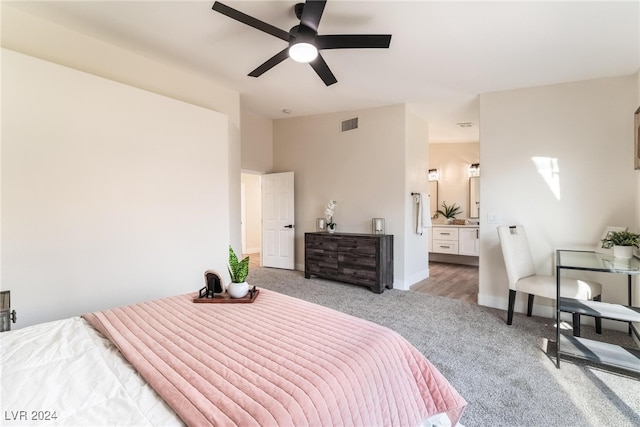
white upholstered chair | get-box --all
[497,225,602,334]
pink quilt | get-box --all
[83,289,466,426]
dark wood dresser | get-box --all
[304,232,393,293]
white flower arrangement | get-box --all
[325,200,337,227]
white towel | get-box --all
[416,193,432,235]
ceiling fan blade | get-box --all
[212,2,290,41]
[309,54,337,86]
[316,34,392,50]
[299,0,327,32]
[248,48,290,77]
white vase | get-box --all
[227,281,249,298]
[613,245,633,259]
[327,224,336,233]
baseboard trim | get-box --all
[400,269,429,291]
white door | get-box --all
[262,172,295,269]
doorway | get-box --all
[426,141,480,302]
[241,173,262,262]
[240,171,296,270]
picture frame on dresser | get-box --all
[635,106,640,170]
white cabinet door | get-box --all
[458,228,479,256]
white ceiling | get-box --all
[6,0,639,142]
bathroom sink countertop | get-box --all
[432,222,479,228]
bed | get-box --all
[1,288,466,426]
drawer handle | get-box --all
[440,245,451,249]
[441,232,450,235]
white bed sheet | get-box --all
[0,317,183,426]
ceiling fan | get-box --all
[212,0,392,86]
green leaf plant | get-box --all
[601,230,640,249]
[228,245,250,283]
[436,201,463,219]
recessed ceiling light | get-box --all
[457,122,473,128]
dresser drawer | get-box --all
[306,248,338,266]
[432,240,459,254]
[338,252,376,269]
[338,237,377,255]
[337,267,377,286]
[306,233,339,251]
[432,227,458,241]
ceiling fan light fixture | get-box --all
[212,1,392,85]
[288,42,318,63]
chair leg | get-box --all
[572,312,581,337]
[507,290,516,325]
[527,294,535,317]
[593,295,602,334]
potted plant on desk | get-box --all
[601,230,640,259]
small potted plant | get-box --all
[227,245,250,298]
[436,201,462,224]
[601,230,640,259]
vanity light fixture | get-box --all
[428,169,439,181]
[469,163,480,177]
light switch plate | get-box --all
[487,212,501,224]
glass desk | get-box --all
[555,250,640,373]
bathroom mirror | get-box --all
[469,177,480,218]
[429,180,438,218]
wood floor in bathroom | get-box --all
[410,262,478,304]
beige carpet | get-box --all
[248,266,640,427]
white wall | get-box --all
[479,75,638,322]
[0,5,240,125]
[404,109,431,284]
[429,142,480,219]
[273,104,416,287]
[241,110,274,173]
[1,4,243,255]
[2,50,230,328]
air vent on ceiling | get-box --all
[341,117,359,132]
